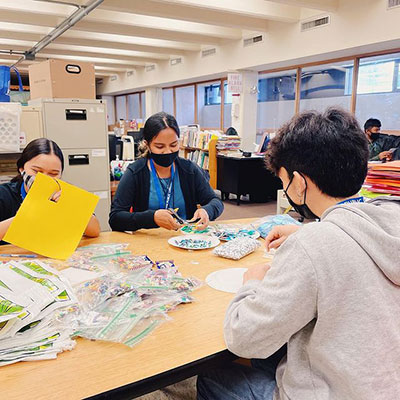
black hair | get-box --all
[265,108,369,198]
[11,138,64,183]
[143,112,180,143]
[225,127,238,136]
[364,118,381,131]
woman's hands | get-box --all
[154,209,181,230]
[190,208,209,230]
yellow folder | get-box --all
[4,173,99,260]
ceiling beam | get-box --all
[73,20,226,45]
[265,0,338,12]
[88,9,242,40]
[36,54,148,69]
[63,31,201,51]
[113,0,301,23]
[0,4,241,46]
[100,0,270,31]
[52,37,189,56]
[0,44,165,63]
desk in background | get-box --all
[217,155,282,205]
[0,218,267,400]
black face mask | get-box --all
[149,150,179,168]
[284,173,319,220]
[370,132,380,142]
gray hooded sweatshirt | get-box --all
[224,197,400,400]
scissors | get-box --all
[168,208,201,225]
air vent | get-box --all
[96,78,103,85]
[127,70,134,77]
[388,0,400,9]
[170,57,182,66]
[145,64,156,72]
[110,75,117,81]
[201,48,217,58]
[243,34,264,47]
[301,15,330,31]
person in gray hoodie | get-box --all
[197,108,400,400]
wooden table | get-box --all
[0,219,267,400]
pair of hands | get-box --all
[379,151,393,161]
[154,208,209,231]
[243,224,300,284]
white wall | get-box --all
[101,95,115,126]
[176,85,195,125]
[199,105,220,128]
[97,0,400,96]
[257,100,296,130]
[299,95,351,113]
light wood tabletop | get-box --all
[0,218,268,400]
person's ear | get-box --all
[292,171,307,199]
[18,167,23,174]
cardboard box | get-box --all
[28,59,95,100]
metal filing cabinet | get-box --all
[27,98,111,231]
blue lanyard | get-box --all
[20,183,27,200]
[337,196,364,205]
[150,159,175,209]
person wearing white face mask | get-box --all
[109,112,223,232]
[0,138,100,244]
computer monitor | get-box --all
[257,132,271,154]
[108,134,123,161]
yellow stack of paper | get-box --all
[4,173,99,259]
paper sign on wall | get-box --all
[227,73,242,94]
[4,173,99,260]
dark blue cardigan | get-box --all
[109,157,223,232]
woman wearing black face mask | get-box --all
[109,112,223,232]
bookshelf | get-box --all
[179,125,241,190]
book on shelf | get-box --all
[186,149,210,170]
[180,125,220,150]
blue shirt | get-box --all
[149,168,186,220]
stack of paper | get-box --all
[0,260,77,366]
[216,135,241,152]
[364,161,400,195]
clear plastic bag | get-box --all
[73,274,136,312]
[253,214,302,238]
[56,243,132,272]
[75,291,179,346]
[213,237,261,260]
[94,254,153,276]
[213,223,259,241]
[138,268,203,295]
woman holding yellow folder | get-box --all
[0,138,100,244]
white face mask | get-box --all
[21,170,35,190]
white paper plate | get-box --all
[206,268,248,293]
[168,234,220,250]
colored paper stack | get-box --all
[363,161,400,196]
